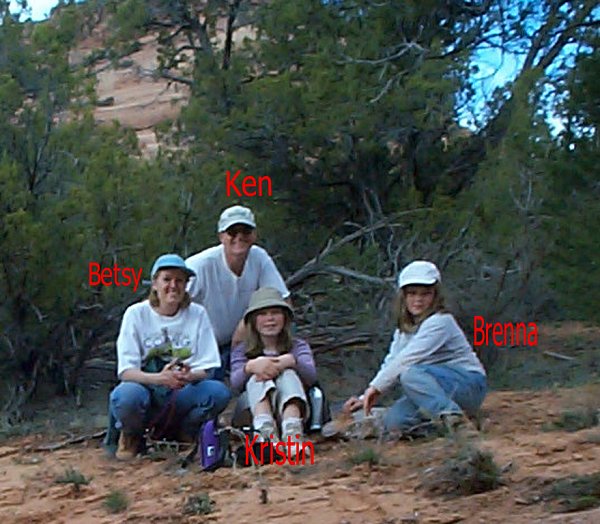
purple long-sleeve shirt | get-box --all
[230,338,318,392]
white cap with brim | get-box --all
[218,205,256,233]
[398,260,441,288]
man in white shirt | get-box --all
[186,205,290,380]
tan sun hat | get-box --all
[243,287,293,323]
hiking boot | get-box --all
[440,413,479,439]
[116,432,141,461]
[441,413,464,432]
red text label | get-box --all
[88,262,143,292]
[226,170,272,197]
[473,315,538,347]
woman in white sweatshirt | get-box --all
[345,260,486,435]
[109,254,231,460]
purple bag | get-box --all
[198,419,225,471]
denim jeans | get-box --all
[209,342,231,382]
[384,364,487,433]
[109,379,231,437]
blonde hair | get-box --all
[245,308,293,359]
[394,282,445,333]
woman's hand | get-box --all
[343,396,363,415]
[363,386,380,416]
[157,360,188,389]
[247,356,280,381]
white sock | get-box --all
[253,414,275,430]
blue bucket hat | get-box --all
[151,254,196,279]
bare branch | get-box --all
[157,69,194,86]
[338,41,426,66]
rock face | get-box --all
[70,26,189,157]
[67,14,257,157]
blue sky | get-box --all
[11,0,60,21]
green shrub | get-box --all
[348,446,381,466]
[544,408,598,433]
[546,472,600,512]
[422,445,502,496]
[183,493,215,516]
[55,467,91,493]
[103,489,129,514]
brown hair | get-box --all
[245,307,293,358]
[394,282,445,333]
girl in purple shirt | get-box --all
[230,287,317,447]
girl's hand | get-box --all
[363,386,380,416]
[272,353,296,372]
[249,356,280,381]
[343,396,363,415]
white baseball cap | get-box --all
[398,261,441,288]
[217,205,256,232]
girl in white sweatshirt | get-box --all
[345,260,486,435]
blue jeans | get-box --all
[384,364,487,433]
[109,379,231,437]
[209,342,231,382]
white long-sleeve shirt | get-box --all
[370,313,485,392]
[116,301,221,378]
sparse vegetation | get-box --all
[544,408,598,433]
[422,445,502,497]
[55,467,91,492]
[103,489,129,514]
[183,492,215,516]
[348,446,381,466]
[546,472,600,512]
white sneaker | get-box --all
[282,419,309,461]
[256,420,279,443]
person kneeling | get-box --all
[344,261,487,438]
[230,287,317,454]
[108,254,231,460]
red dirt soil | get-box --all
[2,385,600,524]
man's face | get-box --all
[219,223,257,259]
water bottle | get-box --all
[198,419,220,471]
[308,386,324,432]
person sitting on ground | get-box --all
[230,287,317,448]
[186,205,290,381]
[109,254,231,460]
[344,260,486,436]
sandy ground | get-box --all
[1,385,600,524]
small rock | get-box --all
[400,513,419,524]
